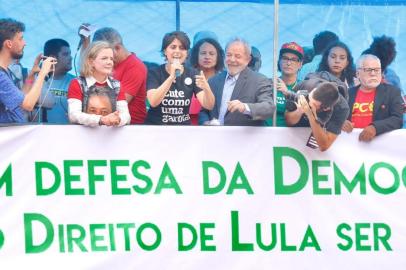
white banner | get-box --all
[0,125,405,269]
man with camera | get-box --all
[285,82,350,151]
[0,18,56,123]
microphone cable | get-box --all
[31,68,56,123]
[73,46,80,77]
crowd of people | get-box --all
[1,18,405,151]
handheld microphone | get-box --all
[173,58,181,77]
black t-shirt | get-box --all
[145,64,202,125]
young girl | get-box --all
[67,41,130,126]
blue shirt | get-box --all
[40,73,75,124]
[0,69,25,123]
[219,73,239,125]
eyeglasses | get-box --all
[359,67,381,74]
[281,56,300,63]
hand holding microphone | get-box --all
[77,23,96,50]
[171,58,183,78]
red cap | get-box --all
[280,42,304,60]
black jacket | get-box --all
[348,83,403,135]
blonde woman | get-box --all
[67,41,130,126]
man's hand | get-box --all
[298,95,316,120]
[38,57,57,77]
[341,120,354,133]
[359,125,377,142]
[28,54,43,77]
[227,100,246,113]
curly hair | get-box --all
[190,38,224,73]
[364,35,396,72]
[313,31,339,55]
[317,41,356,86]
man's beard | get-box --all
[11,51,24,60]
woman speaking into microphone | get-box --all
[145,31,215,125]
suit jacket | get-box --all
[199,67,275,126]
[348,83,403,135]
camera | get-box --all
[294,90,309,102]
[285,90,309,111]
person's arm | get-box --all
[195,70,215,110]
[371,86,403,135]
[78,23,91,51]
[116,100,131,126]
[21,57,57,111]
[121,61,147,104]
[245,75,275,120]
[285,107,304,126]
[22,53,42,93]
[147,62,182,107]
[308,114,338,151]
[67,79,100,126]
[68,98,101,126]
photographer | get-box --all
[0,18,56,123]
[285,82,350,151]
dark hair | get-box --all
[313,31,339,55]
[248,46,262,72]
[85,86,116,112]
[0,18,25,50]
[317,41,355,86]
[303,46,315,65]
[363,35,396,72]
[190,38,224,72]
[160,31,190,57]
[313,82,339,109]
[43,38,70,57]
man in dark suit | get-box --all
[342,54,403,141]
[199,38,274,126]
